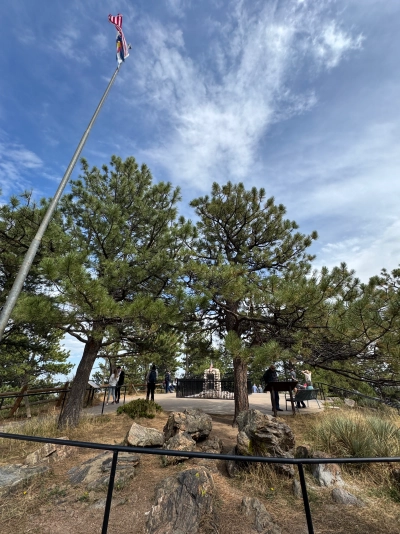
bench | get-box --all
[285,388,321,410]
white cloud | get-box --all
[0,138,43,198]
[129,0,362,188]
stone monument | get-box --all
[203,363,221,398]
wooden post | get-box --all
[56,381,70,408]
[9,384,28,417]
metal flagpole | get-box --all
[0,65,122,341]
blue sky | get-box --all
[1,0,400,376]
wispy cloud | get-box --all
[128,0,362,188]
[0,136,43,198]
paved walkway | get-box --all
[84,392,322,418]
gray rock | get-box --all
[24,436,73,465]
[241,497,281,533]
[295,446,309,459]
[0,464,50,496]
[344,398,356,408]
[331,488,365,506]
[310,451,344,487]
[199,436,223,454]
[234,410,295,477]
[68,451,139,490]
[226,447,241,478]
[292,479,302,498]
[163,409,212,441]
[145,467,215,534]
[161,432,196,466]
[126,423,164,447]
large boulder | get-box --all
[145,467,215,534]
[310,451,344,487]
[241,497,281,534]
[126,423,164,447]
[231,410,295,477]
[68,451,140,490]
[163,409,212,441]
[161,432,196,467]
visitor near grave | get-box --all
[289,368,306,408]
[164,370,171,393]
[263,364,283,411]
[146,364,158,402]
[257,384,263,393]
[301,369,312,386]
[106,368,118,405]
[252,383,258,393]
[115,366,125,404]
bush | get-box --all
[116,399,162,419]
[308,412,400,459]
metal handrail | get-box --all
[1,432,399,534]
[315,381,400,411]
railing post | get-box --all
[297,462,314,534]
[101,388,107,415]
[101,450,119,534]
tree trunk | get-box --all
[233,356,249,424]
[58,328,104,429]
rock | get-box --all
[68,451,140,490]
[145,467,215,534]
[331,488,365,506]
[390,468,400,489]
[310,451,344,487]
[163,409,212,441]
[126,423,164,447]
[234,410,295,477]
[0,464,51,496]
[292,479,302,498]
[161,432,196,466]
[295,446,309,459]
[241,497,281,533]
[226,447,242,478]
[199,436,223,454]
[25,436,73,465]
[344,398,356,408]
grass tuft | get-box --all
[116,399,162,419]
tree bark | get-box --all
[233,356,249,424]
[58,327,104,429]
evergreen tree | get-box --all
[188,182,317,420]
[23,156,192,428]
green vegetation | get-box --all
[116,399,162,419]
[308,411,400,459]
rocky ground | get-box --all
[0,407,399,534]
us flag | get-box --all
[108,13,129,64]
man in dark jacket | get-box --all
[263,364,283,411]
[115,366,125,404]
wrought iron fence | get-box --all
[175,378,253,399]
[0,431,399,534]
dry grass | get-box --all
[1,409,400,533]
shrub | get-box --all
[116,399,162,419]
[308,412,400,459]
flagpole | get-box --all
[0,64,122,341]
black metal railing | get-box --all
[314,382,400,413]
[0,431,399,534]
[175,378,253,399]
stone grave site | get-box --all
[0,408,392,534]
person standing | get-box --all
[289,368,306,408]
[146,364,158,402]
[301,369,312,387]
[164,370,171,393]
[115,366,125,404]
[263,364,283,411]
[106,368,118,405]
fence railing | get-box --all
[175,378,252,399]
[314,382,400,413]
[0,431,399,534]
